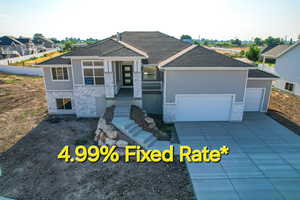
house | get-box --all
[261,44,290,63]
[33,37,56,49]
[37,31,278,122]
[273,42,300,96]
[0,36,26,58]
[16,37,38,54]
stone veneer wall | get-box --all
[73,86,106,117]
[46,91,75,114]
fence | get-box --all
[0,48,59,65]
[0,65,43,76]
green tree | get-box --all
[264,36,283,47]
[33,33,44,40]
[254,37,263,46]
[231,39,242,46]
[180,34,192,41]
[62,41,75,52]
[49,37,59,43]
[246,46,260,61]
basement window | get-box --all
[82,60,104,85]
[56,98,72,110]
[285,82,294,92]
[51,67,68,80]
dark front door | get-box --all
[122,65,133,86]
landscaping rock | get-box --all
[105,138,116,146]
[145,117,155,124]
[97,118,107,130]
[116,140,128,148]
[106,130,118,139]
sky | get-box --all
[0,0,299,41]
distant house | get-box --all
[273,42,300,96]
[261,44,290,63]
[0,36,26,58]
[16,37,38,54]
[33,37,56,49]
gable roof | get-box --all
[276,41,300,58]
[0,36,24,46]
[38,53,71,65]
[248,69,279,79]
[114,31,191,64]
[33,37,54,45]
[162,45,253,68]
[66,38,145,57]
[17,37,32,44]
[262,44,290,58]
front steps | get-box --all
[112,107,180,153]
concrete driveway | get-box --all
[175,112,300,200]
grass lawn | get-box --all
[268,88,300,135]
[9,51,65,67]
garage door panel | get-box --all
[175,95,233,121]
[245,88,264,111]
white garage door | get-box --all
[175,94,233,121]
[245,88,264,111]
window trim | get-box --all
[142,65,158,81]
[284,82,294,92]
[51,67,69,81]
[81,60,105,86]
[56,98,72,110]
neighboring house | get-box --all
[0,36,26,58]
[261,44,290,63]
[273,42,300,96]
[33,37,56,49]
[37,31,278,122]
[16,37,38,54]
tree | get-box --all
[298,34,300,41]
[231,39,242,46]
[180,34,192,41]
[254,37,263,46]
[49,37,59,43]
[289,38,293,45]
[246,46,260,61]
[264,36,283,47]
[33,33,44,40]
[62,41,75,52]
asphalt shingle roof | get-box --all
[117,31,191,64]
[262,45,290,58]
[68,38,144,57]
[38,53,71,65]
[248,69,279,78]
[0,36,24,46]
[164,45,253,67]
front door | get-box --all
[122,65,133,86]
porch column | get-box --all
[104,60,114,98]
[133,59,142,98]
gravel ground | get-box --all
[0,116,194,200]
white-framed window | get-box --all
[285,82,294,91]
[56,98,72,110]
[51,67,69,81]
[82,60,104,85]
[143,65,157,81]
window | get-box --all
[285,82,294,91]
[143,65,157,81]
[82,60,104,85]
[56,98,72,110]
[51,67,68,80]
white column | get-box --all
[133,59,142,98]
[104,60,115,98]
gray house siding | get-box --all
[247,79,272,112]
[165,70,248,103]
[43,67,73,90]
[142,92,162,114]
[72,59,84,85]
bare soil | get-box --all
[0,73,194,200]
[0,117,194,200]
[268,89,300,136]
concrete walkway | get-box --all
[176,113,300,200]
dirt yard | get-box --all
[0,117,194,200]
[0,73,194,200]
[0,73,47,152]
[268,89,300,135]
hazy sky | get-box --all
[0,0,299,41]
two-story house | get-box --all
[37,31,278,122]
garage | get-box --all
[245,88,264,111]
[175,94,233,121]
